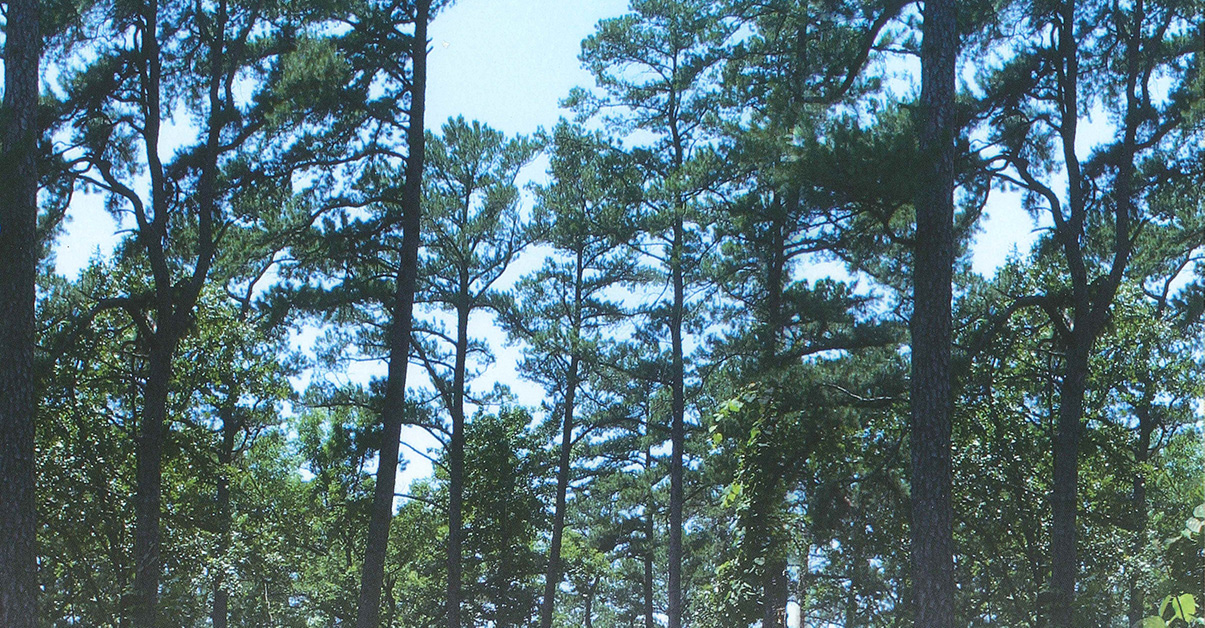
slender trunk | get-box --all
[1126,396,1153,626]
[446,299,469,628]
[133,336,176,628]
[643,441,655,628]
[0,0,40,623]
[667,216,686,628]
[541,248,587,627]
[354,3,429,625]
[763,557,788,628]
[540,352,581,628]
[910,0,957,626]
[761,202,788,628]
[1118,10,1146,623]
[132,3,176,624]
[211,396,238,628]
[583,579,595,628]
[498,477,513,628]
[1048,2,1086,615]
[1050,336,1089,628]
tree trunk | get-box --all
[910,0,957,626]
[583,579,595,628]
[540,247,587,627]
[1126,396,1153,626]
[211,395,239,628]
[667,215,686,628]
[446,299,470,628]
[0,0,40,623]
[643,441,655,628]
[540,352,581,628]
[1050,337,1089,628]
[133,336,177,628]
[354,3,429,625]
[763,557,788,628]
[761,202,788,628]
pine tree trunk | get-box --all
[583,579,595,628]
[643,441,656,628]
[133,337,176,628]
[667,216,686,628]
[446,299,470,628]
[910,0,957,626]
[540,353,581,628]
[1050,338,1089,628]
[211,396,238,628]
[763,557,788,628]
[0,0,40,623]
[354,3,429,625]
[761,204,788,628]
[1126,397,1153,626]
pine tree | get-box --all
[0,0,41,623]
[504,120,641,628]
[911,0,958,625]
[577,4,731,623]
[412,116,537,628]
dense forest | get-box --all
[1,0,1204,626]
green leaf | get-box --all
[1194,504,1205,519]
[1140,617,1166,628]
[1161,594,1198,623]
[1176,594,1197,621]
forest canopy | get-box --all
[1,0,1204,627]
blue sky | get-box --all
[50,0,1046,483]
[50,0,1057,525]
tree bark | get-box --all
[0,0,41,623]
[667,214,686,628]
[540,352,581,628]
[643,441,656,628]
[1126,395,1153,626]
[1050,337,1088,627]
[133,337,177,628]
[354,2,429,625]
[211,394,238,628]
[910,0,957,626]
[763,557,788,628]
[446,298,469,628]
[540,243,588,628]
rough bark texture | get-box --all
[1047,2,1135,623]
[354,3,428,625]
[0,0,41,624]
[133,338,175,628]
[910,0,957,626]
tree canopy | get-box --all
[3,0,1203,626]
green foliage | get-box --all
[26,0,1205,627]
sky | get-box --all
[45,3,1065,619]
[49,0,1052,508]
[42,3,1061,625]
